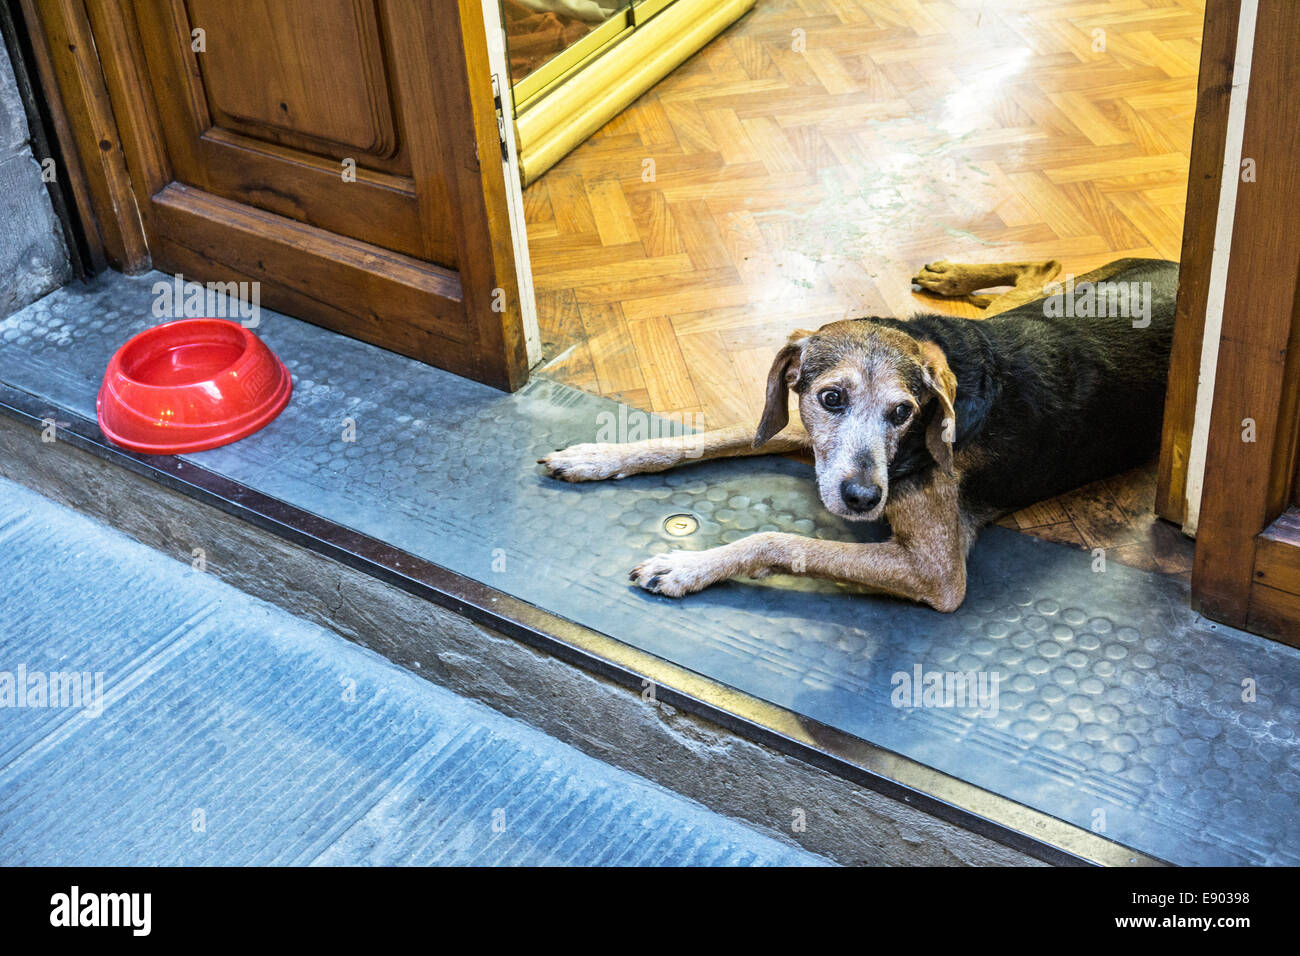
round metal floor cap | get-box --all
[663,513,699,536]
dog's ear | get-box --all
[919,340,958,476]
[754,330,811,448]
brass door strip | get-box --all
[632,0,677,24]
[511,7,633,112]
[514,0,756,184]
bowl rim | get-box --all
[112,318,257,391]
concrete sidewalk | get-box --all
[0,477,827,866]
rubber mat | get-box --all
[0,476,825,866]
[3,273,1299,865]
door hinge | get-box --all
[491,73,509,162]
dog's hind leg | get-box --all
[912,259,1061,313]
[540,422,809,482]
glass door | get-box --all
[630,0,675,23]
[503,1,633,110]
[502,0,756,183]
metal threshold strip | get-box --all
[0,381,1163,867]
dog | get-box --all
[539,257,1177,612]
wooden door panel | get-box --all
[186,0,407,170]
[131,0,450,263]
[187,128,433,261]
[1255,511,1300,596]
[31,0,529,389]
[1249,508,1300,639]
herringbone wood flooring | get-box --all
[526,0,1203,577]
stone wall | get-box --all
[0,33,71,317]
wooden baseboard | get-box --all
[149,183,484,378]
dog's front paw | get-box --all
[629,550,719,598]
[538,442,632,482]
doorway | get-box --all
[523,0,1206,583]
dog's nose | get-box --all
[840,479,882,513]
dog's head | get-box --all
[754,320,958,522]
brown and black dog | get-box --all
[540,257,1176,612]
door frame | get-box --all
[1154,0,1300,642]
[18,0,537,391]
[1185,0,1300,642]
[1155,0,1242,529]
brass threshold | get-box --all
[514,0,757,185]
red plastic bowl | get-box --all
[97,319,292,455]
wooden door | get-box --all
[24,0,530,389]
[1191,1,1300,644]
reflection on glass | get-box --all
[503,1,630,83]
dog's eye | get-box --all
[818,388,846,411]
[888,402,913,426]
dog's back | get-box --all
[885,258,1178,515]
